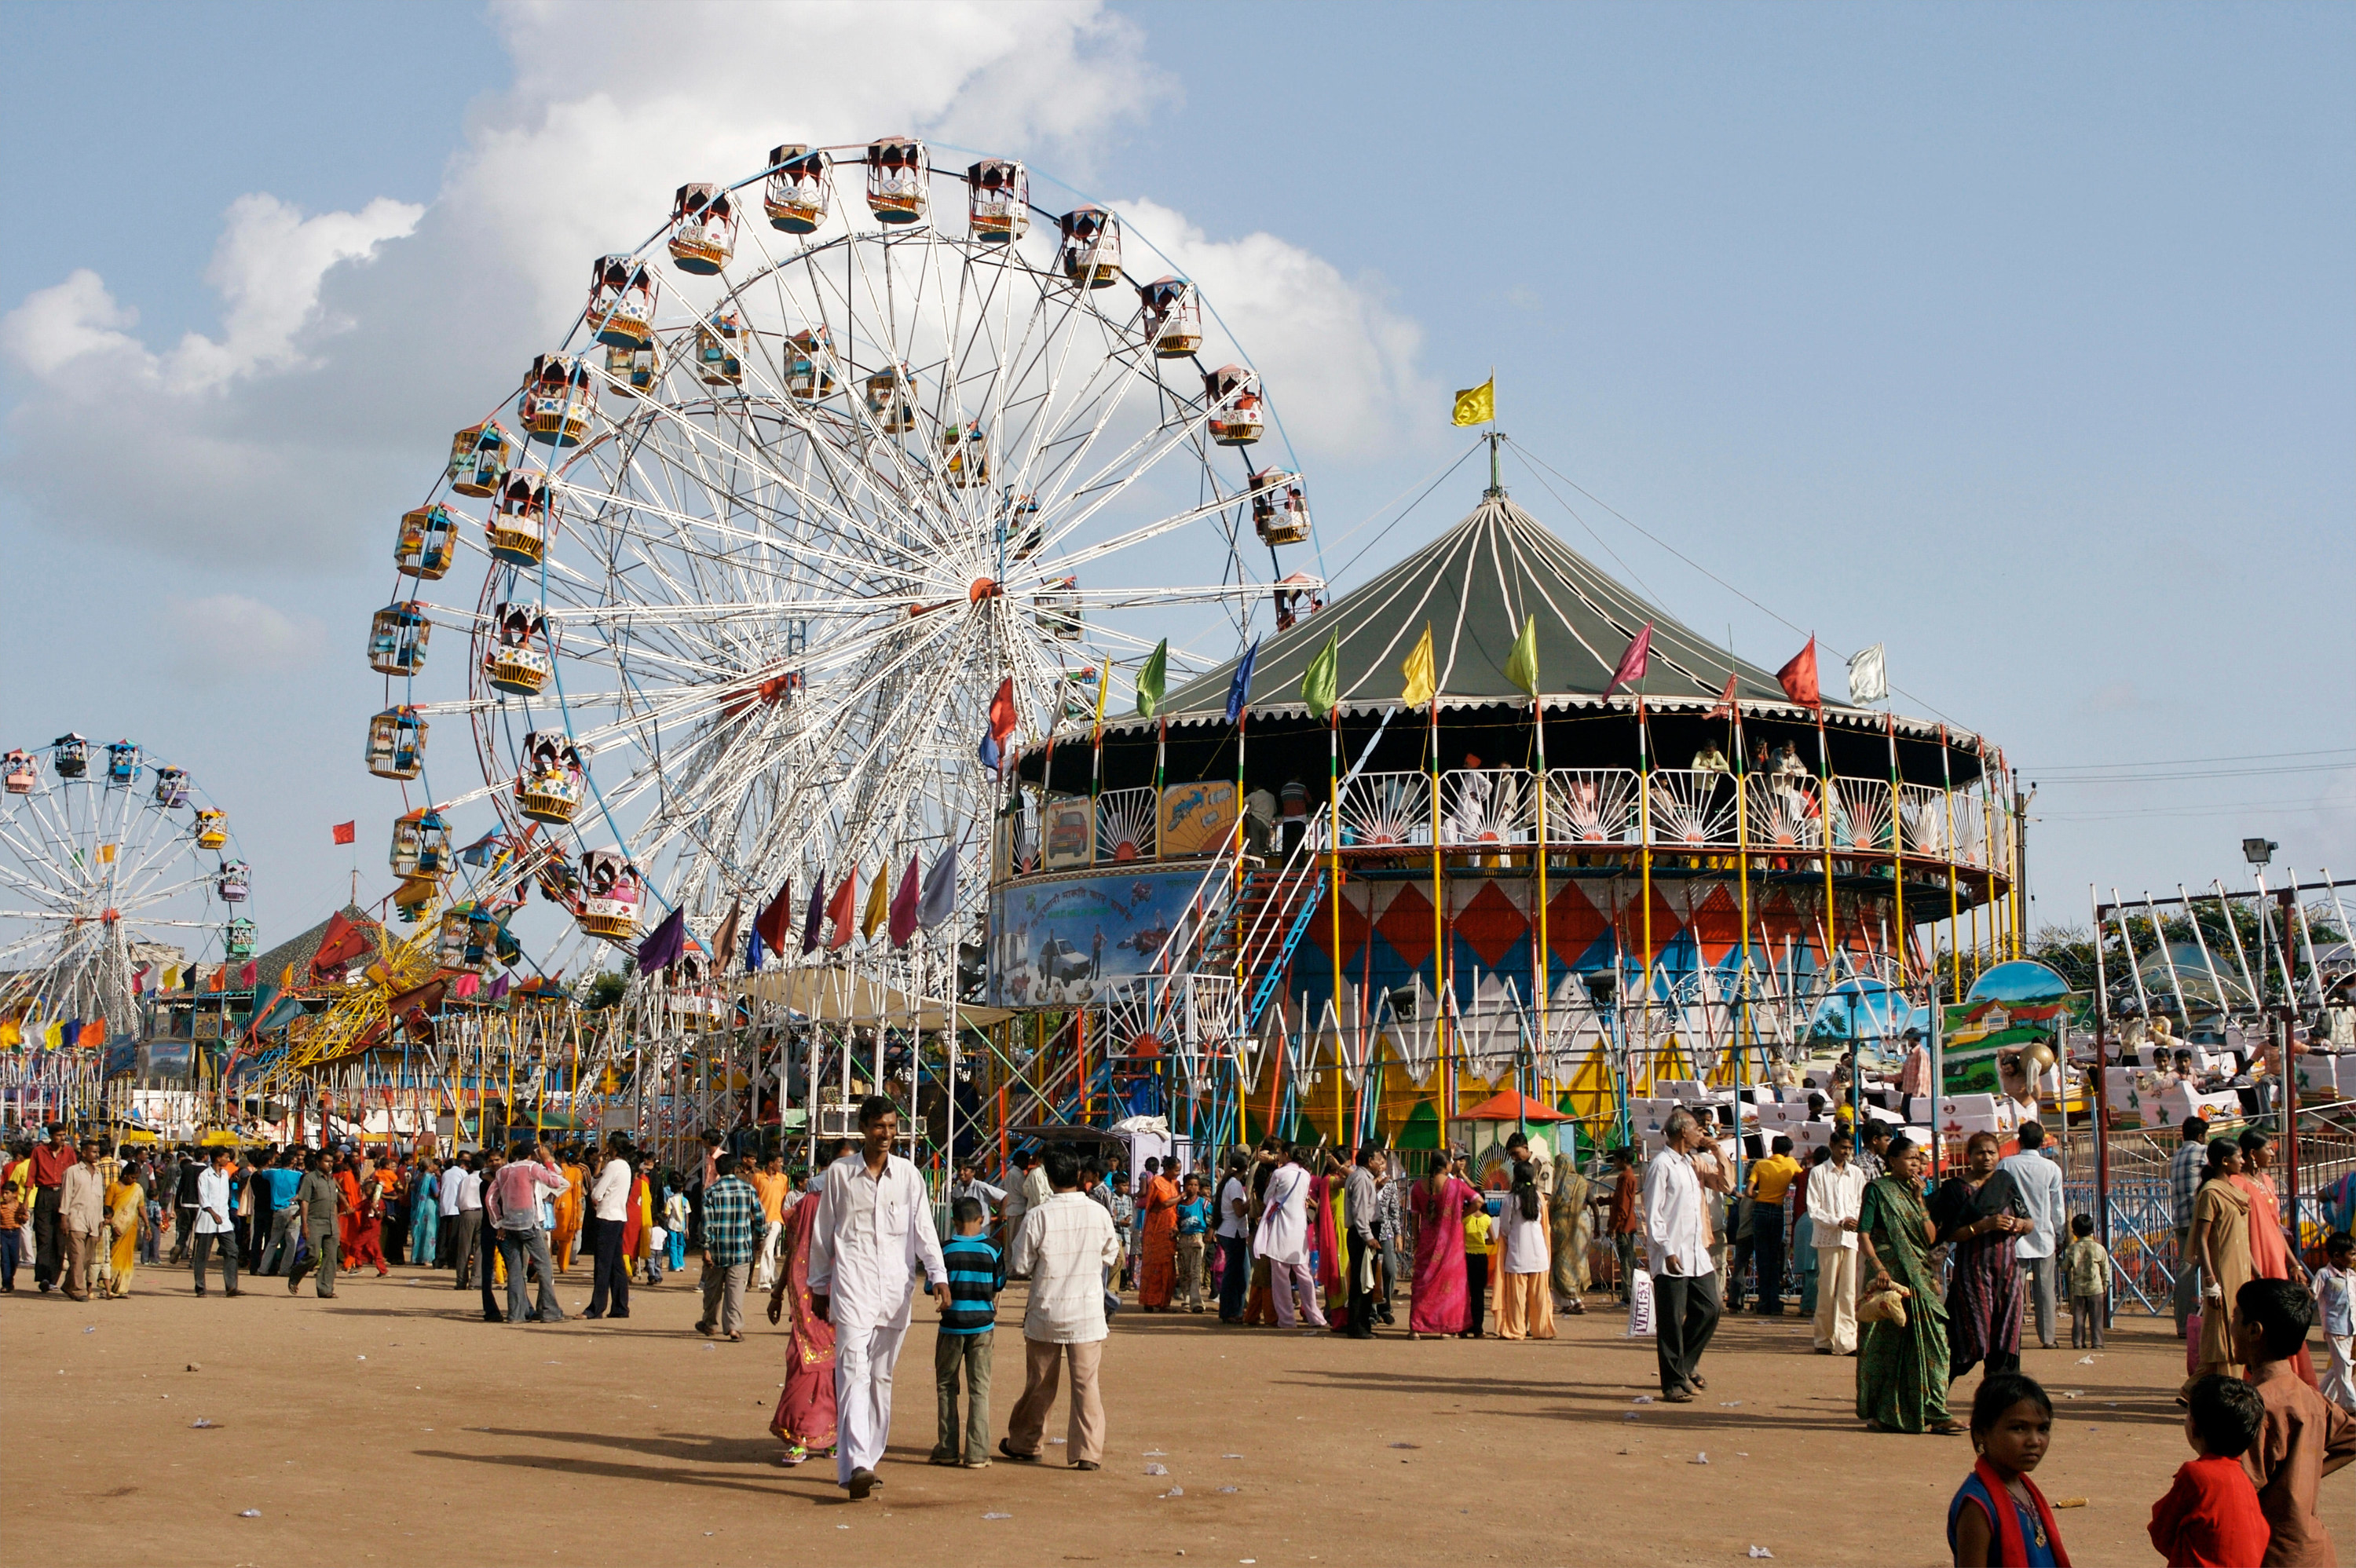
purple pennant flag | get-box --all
[488,973,511,1002]
[799,875,826,955]
[635,905,686,974]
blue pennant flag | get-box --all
[459,830,499,867]
[978,731,1002,770]
[1225,639,1260,726]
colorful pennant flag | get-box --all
[1399,622,1435,707]
[1707,672,1740,721]
[887,856,921,947]
[755,879,795,957]
[1224,639,1260,726]
[918,842,958,930]
[1846,642,1888,705]
[825,873,856,950]
[1777,637,1821,709]
[802,876,828,955]
[1451,375,1495,427]
[979,676,1019,769]
[1603,622,1652,699]
[1134,639,1168,718]
[711,897,743,972]
[860,865,890,941]
[1301,633,1339,719]
[635,905,686,974]
[331,821,357,846]
[1504,612,1539,700]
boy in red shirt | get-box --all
[2152,1372,2270,1566]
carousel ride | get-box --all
[254,137,1326,1160]
[990,448,2025,1164]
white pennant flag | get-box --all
[1845,642,1887,704]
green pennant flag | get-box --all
[1301,634,1339,719]
[1504,612,1539,699]
[1134,638,1168,718]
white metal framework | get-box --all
[376,143,1314,973]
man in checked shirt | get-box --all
[2170,1114,2211,1338]
[695,1153,762,1342]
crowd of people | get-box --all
[13,1101,2356,1563]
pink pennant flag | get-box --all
[1603,623,1652,698]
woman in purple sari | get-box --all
[763,1192,836,1466]
[1928,1131,2029,1383]
[1408,1150,1479,1339]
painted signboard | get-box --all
[1159,780,1235,857]
[1041,796,1094,868]
[1941,959,2071,1096]
[988,867,1202,1007]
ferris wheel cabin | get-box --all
[1141,277,1202,359]
[865,137,927,225]
[865,365,916,433]
[445,422,514,498]
[483,601,553,696]
[488,473,554,568]
[763,144,830,234]
[52,734,87,779]
[395,503,458,580]
[966,159,1029,243]
[390,807,452,881]
[368,602,431,677]
[520,354,593,447]
[785,327,836,400]
[4,751,34,794]
[215,861,249,903]
[1250,469,1312,546]
[1205,366,1264,446]
[587,255,659,349]
[697,313,744,386]
[104,741,141,785]
[515,730,587,825]
[364,707,426,780]
[575,848,641,941]
[666,183,737,274]
[1058,207,1121,287]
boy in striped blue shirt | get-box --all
[934,1197,1004,1467]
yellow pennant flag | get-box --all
[97,843,118,864]
[1399,622,1436,707]
[861,864,890,940]
[1451,375,1494,427]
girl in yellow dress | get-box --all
[104,1170,145,1297]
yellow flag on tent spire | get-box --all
[1451,375,1494,427]
[1504,612,1539,699]
[1399,622,1436,707]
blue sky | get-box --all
[1,0,2348,963]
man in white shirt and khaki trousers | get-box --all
[807,1096,950,1501]
[1644,1109,1721,1402]
[1806,1128,1869,1355]
[1001,1146,1123,1470]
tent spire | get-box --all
[1484,429,1505,499]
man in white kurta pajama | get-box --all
[807,1097,950,1499]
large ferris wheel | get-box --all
[0,736,251,1037]
[369,138,1317,969]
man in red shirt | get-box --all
[27,1123,77,1293]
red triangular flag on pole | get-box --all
[1706,672,1739,720]
[887,855,921,948]
[754,878,794,956]
[1776,637,1821,709]
[988,677,1018,746]
[825,872,858,950]
[1602,623,1652,698]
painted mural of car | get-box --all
[1037,937,1093,985]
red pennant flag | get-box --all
[1706,672,1739,720]
[825,872,858,950]
[331,821,357,846]
[887,855,922,948]
[987,677,1018,747]
[1776,637,1821,709]
[1602,623,1652,698]
[754,879,794,956]
[239,960,258,989]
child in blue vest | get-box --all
[935,1197,1005,1467]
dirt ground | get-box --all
[9,1259,2353,1568]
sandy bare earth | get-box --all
[9,1260,2352,1568]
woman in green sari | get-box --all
[1854,1134,1960,1435]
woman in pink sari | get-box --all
[1408,1150,1478,1339]
[763,1193,836,1466]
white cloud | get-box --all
[0,1,1428,565]
[158,594,324,682]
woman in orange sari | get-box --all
[1309,1153,1345,1322]
[551,1150,585,1272]
[763,1189,836,1466]
[2235,1127,2321,1390]
[1137,1157,1180,1310]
